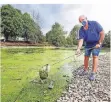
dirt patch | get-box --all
[0,41,50,46]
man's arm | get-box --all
[77,39,84,50]
[95,30,105,48]
[98,30,105,45]
[94,21,105,46]
[76,39,83,55]
[76,27,84,54]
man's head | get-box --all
[79,15,88,27]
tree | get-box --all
[66,36,73,47]
[69,24,81,45]
[1,4,44,43]
[31,10,45,43]
[22,13,35,42]
[46,22,66,46]
[22,12,44,43]
[103,31,110,47]
[1,4,23,41]
[46,31,52,44]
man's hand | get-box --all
[95,44,101,48]
[75,48,81,55]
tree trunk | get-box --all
[4,33,9,42]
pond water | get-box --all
[1,47,109,102]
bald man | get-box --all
[76,15,105,81]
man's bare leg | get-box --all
[84,56,89,71]
[79,56,89,76]
[92,56,98,72]
[89,56,98,81]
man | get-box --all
[76,15,105,81]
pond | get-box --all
[1,47,109,102]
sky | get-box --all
[1,4,111,35]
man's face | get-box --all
[79,16,87,23]
[79,16,87,26]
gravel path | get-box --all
[57,53,110,102]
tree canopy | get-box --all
[46,22,66,46]
[1,4,43,43]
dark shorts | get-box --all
[85,47,101,56]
